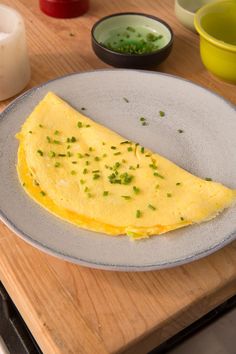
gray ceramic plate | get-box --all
[0,70,235,271]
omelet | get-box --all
[16,92,236,239]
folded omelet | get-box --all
[16,92,236,238]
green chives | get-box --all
[154,172,164,179]
[133,186,140,194]
[37,150,43,156]
[49,151,56,158]
[53,140,61,145]
[159,111,165,117]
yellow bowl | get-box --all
[194,0,236,84]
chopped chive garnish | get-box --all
[136,164,140,168]
[205,177,212,181]
[86,125,91,128]
[178,129,184,134]
[77,153,84,158]
[127,147,133,152]
[53,140,61,145]
[159,111,165,117]
[133,186,140,194]
[94,156,100,161]
[102,154,107,158]
[129,166,135,170]
[141,147,144,154]
[149,163,157,170]
[142,122,148,126]
[145,154,151,157]
[22,182,26,187]
[89,147,94,152]
[140,117,146,122]
[49,151,56,158]
[77,121,83,128]
[54,130,59,135]
[80,179,85,184]
[87,193,93,198]
[71,136,76,143]
[54,162,61,167]
[67,145,71,150]
[114,152,121,156]
[136,210,141,218]
[84,186,89,192]
[120,141,131,145]
[103,191,109,196]
[111,146,116,150]
[146,33,158,41]
[46,136,51,143]
[71,170,76,175]
[81,107,86,111]
[58,154,66,157]
[29,131,32,134]
[167,193,172,198]
[40,191,46,196]
[102,142,106,145]
[72,161,77,164]
[176,182,181,186]
[67,151,73,157]
[148,204,156,210]
[85,161,90,165]
[39,124,43,128]
[93,173,100,180]
[37,150,43,156]
[83,168,88,174]
[113,162,121,170]
[154,172,164,179]
[34,180,39,186]
[92,170,100,173]
[122,159,126,163]
[122,195,131,200]
[108,172,133,185]
[126,26,135,32]
[84,153,90,157]
[123,97,129,103]
[180,216,184,221]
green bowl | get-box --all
[91,13,174,68]
[194,0,236,84]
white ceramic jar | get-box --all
[0,4,30,101]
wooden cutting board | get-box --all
[0,1,235,353]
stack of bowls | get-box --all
[195,0,236,84]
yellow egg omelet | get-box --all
[16,92,236,239]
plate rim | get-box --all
[0,69,235,271]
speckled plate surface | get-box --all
[0,70,235,271]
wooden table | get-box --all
[0,1,236,353]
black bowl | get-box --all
[91,12,174,69]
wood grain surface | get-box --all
[0,1,236,354]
